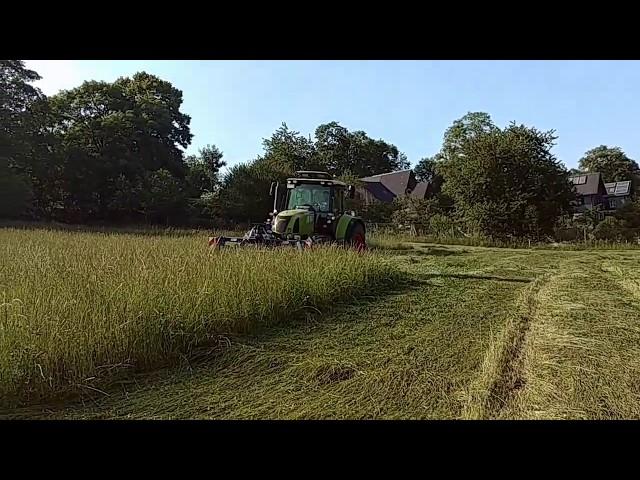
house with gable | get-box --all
[357,170,431,205]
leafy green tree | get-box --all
[48,72,193,219]
[428,213,455,236]
[391,196,440,232]
[140,169,186,224]
[441,112,498,162]
[314,121,408,177]
[578,145,639,183]
[0,60,44,166]
[262,123,317,172]
[414,155,440,183]
[107,174,143,220]
[313,122,351,175]
[0,159,33,218]
[611,199,640,240]
[217,158,291,224]
[185,144,226,196]
[440,123,575,239]
[0,61,58,216]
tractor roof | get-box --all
[294,171,332,179]
[288,171,347,187]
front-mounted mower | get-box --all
[209,171,367,251]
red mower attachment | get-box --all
[208,236,220,248]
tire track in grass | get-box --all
[462,273,552,419]
[469,252,640,420]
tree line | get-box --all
[1,61,408,227]
[2,60,639,241]
[396,112,639,241]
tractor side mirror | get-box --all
[347,185,355,199]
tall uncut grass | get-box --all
[0,228,401,407]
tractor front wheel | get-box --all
[347,223,367,252]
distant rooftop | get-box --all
[569,172,606,196]
[360,169,413,182]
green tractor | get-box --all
[209,171,367,250]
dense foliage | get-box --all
[578,145,639,183]
[2,62,638,241]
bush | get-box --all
[592,217,627,241]
[429,213,455,236]
[0,164,33,218]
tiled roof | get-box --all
[569,173,606,196]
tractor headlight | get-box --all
[274,217,289,234]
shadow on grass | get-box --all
[420,273,533,283]
[372,246,466,257]
[0,274,423,418]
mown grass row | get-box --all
[368,230,640,251]
[471,252,640,419]
[0,228,403,407]
[509,255,640,419]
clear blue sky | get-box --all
[26,60,640,171]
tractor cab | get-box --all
[269,171,355,240]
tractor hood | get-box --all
[272,209,314,236]
[277,208,310,218]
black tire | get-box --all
[346,222,367,251]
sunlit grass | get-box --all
[0,228,401,406]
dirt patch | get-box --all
[314,364,358,385]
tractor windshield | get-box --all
[287,184,331,213]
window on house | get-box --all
[609,198,618,209]
[571,175,587,185]
[615,182,630,195]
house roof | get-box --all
[411,182,430,199]
[363,181,396,203]
[361,169,415,197]
[605,180,632,197]
[569,173,606,196]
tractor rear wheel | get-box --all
[347,223,367,252]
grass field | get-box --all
[0,228,401,407]
[2,227,640,419]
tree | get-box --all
[414,155,439,183]
[313,122,351,175]
[107,174,143,220]
[262,123,317,172]
[0,60,44,167]
[440,122,575,239]
[198,145,225,180]
[578,145,639,183]
[47,72,193,220]
[216,158,291,224]
[441,112,498,162]
[140,169,186,224]
[391,196,440,232]
[185,144,226,196]
[313,121,408,177]
[0,158,33,218]
[611,199,640,240]
[0,61,57,216]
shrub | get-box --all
[592,217,627,241]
